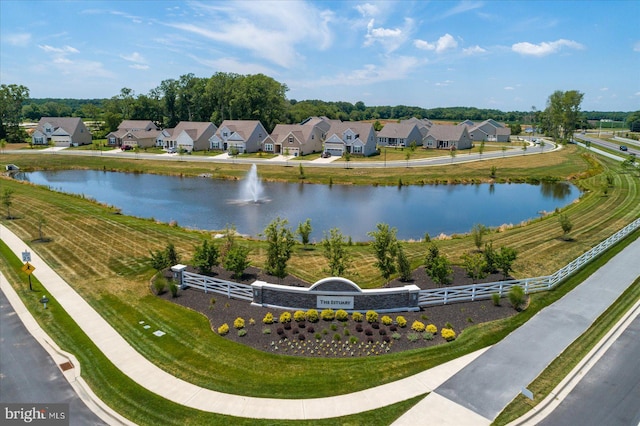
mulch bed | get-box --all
[158,265,517,357]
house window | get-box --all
[353,146,362,154]
[346,135,352,140]
[288,136,294,143]
[211,142,220,149]
[265,143,274,152]
[108,137,116,145]
[34,137,44,144]
[223,132,228,137]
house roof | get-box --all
[37,117,86,136]
[401,117,433,129]
[270,124,313,144]
[325,121,374,141]
[117,120,159,131]
[171,121,216,141]
[426,124,467,141]
[377,122,419,139]
[216,120,263,140]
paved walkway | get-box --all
[1,223,639,424]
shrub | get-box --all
[263,312,274,324]
[392,332,402,340]
[366,310,379,323]
[276,327,284,335]
[492,293,501,306]
[330,324,338,331]
[279,312,292,323]
[365,328,373,336]
[407,332,419,342]
[343,329,350,336]
[238,329,247,337]
[366,337,374,343]
[422,332,434,341]
[298,322,306,329]
[426,324,438,334]
[379,329,387,336]
[306,309,319,323]
[381,315,393,326]
[152,276,167,295]
[307,326,315,333]
[217,323,229,335]
[389,325,397,332]
[411,321,426,332]
[298,334,306,341]
[333,333,341,341]
[352,312,364,322]
[508,285,527,310]
[349,337,359,345]
[321,309,335,321]
[441,328,457,341]
[292,328,299,334]
[233,317,245,329]
[383,335,391,343]
[445,321,453,329]
[294,310,306,322]
[335,309,349,322]
[396,316,407,328]
[355,324,363,333]
[284,322,292,330]
[169,280,178,298]
[314,333,322,340]
[249,318,256,326]
[262,327,271,335]
[371,322,380,329]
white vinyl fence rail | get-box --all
[418,217,640,307]
[181,270,253,301]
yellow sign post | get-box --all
[22,262,36,290]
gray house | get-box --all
[209,120,268,153]
[462,119,511,142]
[323,120,377,157]
[107,120,161,148]
[32,117,92,147]
[157,121,217,152]
[376,122,424,147]
[424,124,472,150]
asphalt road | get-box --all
[538,314,640,426]
[0,288,106,426]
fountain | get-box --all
[239,164,265,203]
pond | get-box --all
[16,169,579,241]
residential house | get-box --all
[209,120,268,153]
[106,120,161,149]
[376,122,424,147]
[266,120,326,156]
[32,117,92,147]
[423,124,472,150]
[323,120,377,157]
[461,119,511,142]
[157,121,217,152]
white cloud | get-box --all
[120,52,146,64]
[39,44,79,54]
[463,45,487,55]
[130,64,149,70]
[635,92,640,96]
[167,1,335,69]
[600,87,609,91]
[364,18,413,53]
[439,1,484,19]
[414,33,458,53]
[511,39,584,56]
[435,80,454,87]
[355,3,379,17]
[188,55,276,76]
[4,33,31,46]
[504,86,514,90]
[634,41,640,52]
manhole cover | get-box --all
[59,361,74,371]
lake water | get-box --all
[17,170,579,241]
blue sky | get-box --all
[1,0,638,112]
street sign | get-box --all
[22,251,31,262]
[21,262,36,275]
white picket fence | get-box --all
[418,217,640,307]
[181,270,253,301]
[178,218,640,308]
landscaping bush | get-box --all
[407,333,419,342]
[349,337,359,345]
[233,317,245,329]
[422,332,434,341]
[169,280,178,298]
[365,328,373,336]
[441,328,457,341]
[321,309,335,321]
[218,323,229,335]
[381,315,393,326]
[411,321,426,332]
[298,322,306,329]
[284,322,292,330]
[392,332,401,340]
[396,316,407,328]
[426,324,438,334]
[508,285,527,310]
[294,310,306,322]
[355,324,363,333]
[335,309,349,322]
[279,312,292,323]
[298,334,305,341]
[314,333,322,340]
[307,326,315,333]
[292,328,299,334]
[305,309,319,323]
[276,327,284,336]
[371,322,380,329]
[263,312,274,324]
[352,311,364,322]
[389,325,398,332]
[153,276,167,295]
[249,318,256,326]
[330,324,338,331]
[366,310,379,323]
[238,329,247,337]
[379,329,387,336]
[492,292,501,306]
[383,335,391,343]
[262,327,271,335]
[333,333,341,342]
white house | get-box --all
[32,117,92,147]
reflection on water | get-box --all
[16,170,580,241]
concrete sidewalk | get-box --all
[0,224,483,421]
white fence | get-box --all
[418,217,640,307]
[177,218,639,309]
[181,270,253,301]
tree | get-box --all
[471,223,488,251]
[192,239,219,274]
[626,111,640,132]
[149,249,169,271]
[344,151,351,169]
[405,140,417,167]
[449,147,457,163]
[427,255,452,285]
[508,123,522,136]
[0,84,30,141]
[1,188,14,219]
[542,90,584,143]
[483,241,499,274]
[558,213,573,240]
[263,217,296,280]
[508,285,526,310]
[368,223,399,282]
[496,246,517,280]
[322,228,350,276]
[223,244,251,279]
[478,141,485,158]
[296,219,312,248]
[36,213,47,241]
[165,242,180,266]
[396,245,412,282]
[462,252,488,283]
